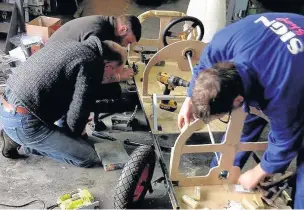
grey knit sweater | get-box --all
[47,15,119,44]
[6,36,105,136]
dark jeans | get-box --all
[0,96,100,168]
[210,114,304,208]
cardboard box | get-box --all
[26,16,61,42]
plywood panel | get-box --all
[141,40,206,95]
[169,110,268,186]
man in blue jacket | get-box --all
[178,13,304,208]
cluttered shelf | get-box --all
[0,14,62,93]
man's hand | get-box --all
[102,65,134,84]
[119,67,134,81]
[178,97,193,130]
[238,164,269,190]
[81,112,94,137]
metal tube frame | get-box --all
[152,93,178,131]
[152,132,180,209]
[132,84,180,209]
[186,53,194,75]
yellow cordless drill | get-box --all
[157,72,190,112]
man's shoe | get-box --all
[1,130,23,159]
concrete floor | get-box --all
[0,0,297,209]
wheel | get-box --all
[162,16,205,46]
[114,145,156,209]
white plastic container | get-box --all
[186,0,226,43]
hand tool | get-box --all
[131,62,139,75]
[260,182,288,208]
[57,188,99,210]
[123,139,144,147]
[126,60,139,75]
[47,189,99,210]
[133,46,160,65]
[257,171,294,208]
[111,105,138,131]
[123,139,171,152]
[259,171,294,189]
[156,72,190,112]
[92,131,117,141]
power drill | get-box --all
[157,72,190,112]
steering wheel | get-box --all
[162,16,204,46]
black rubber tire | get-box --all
[114,145,156,209]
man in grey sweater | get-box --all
[48,14,141,92]
[0,36,126,167]
[48,14,141,46]
[49,14,142,128]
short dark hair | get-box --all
[117,15,142,42]
[101,40,124,66]
[191,62,244,123]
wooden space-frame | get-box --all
[169,107,268,186]
[126,10,280,209]
[132,11,269,185]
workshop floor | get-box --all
[0,0,297,209]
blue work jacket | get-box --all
[188,13,304,174]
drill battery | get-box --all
[159,100,177,112]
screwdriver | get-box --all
[92,131,117,141]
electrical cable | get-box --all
[46,204,59,209]
[0,199,46,209]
